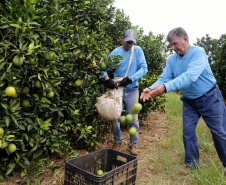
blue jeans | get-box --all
[113,87,139,146]
[180,85,226,168]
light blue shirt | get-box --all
[102,45,148,89]
[149,46,216,99]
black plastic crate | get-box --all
[64,148,138,185]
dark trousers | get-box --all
[180,85,226,167]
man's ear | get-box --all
[122,36,124,41]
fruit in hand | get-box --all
[129,127,137,136]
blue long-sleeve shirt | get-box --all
[102,45,148,89]
[149,46,216,99]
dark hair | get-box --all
[167,27,189,42]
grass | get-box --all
[151,92,226,185]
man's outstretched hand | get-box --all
[140,84,166,102]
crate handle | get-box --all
[117,155,127,162]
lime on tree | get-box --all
[89,61,96,68]
[11,91,18,98]
[35,80,42,88]
[5,86,16,97]
[21,87,29,95]
[0,127,4,135]
[99,62,106,70]
[22,100,30,108]
[13,55,23,66]
[49,52,56,60]
[129,127,137,136]
[47,91,54,98]
[84,20,88,25]
[29,57,37,65]
[8,143,16,153]
[96,170,103,176]
[0,140,8,149]
[75,79,83,87]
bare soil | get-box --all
[1,111,170,185]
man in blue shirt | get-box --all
[102,29,148,155]
[141,27,226,173]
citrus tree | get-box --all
[0,0,168,180]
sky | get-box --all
[113,0,226,44]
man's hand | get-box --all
[140,84,166,102]
[119,77,131,87]
[104,79,117,89]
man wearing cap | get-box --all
[101,29,148,156]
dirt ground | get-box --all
[1,111,169,185]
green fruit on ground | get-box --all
[22,100,30,108]
[75,79,83,87]
[21,87,29,95]
[133,103,142,112]
[59,153,66,159]
[96,170,103,176]
[99,62,106,70]
[89,61,96,68]
[5,86,16,97]
[13,55,23,66]
[35,80,42,88]
[11,91,18,98]
[90,142,94,147]
[0,174,4,182]
[119,116,126,124]
[84,20,88,25]
[125,114,133,123]
[8,143,16,153]
[0,140,8,149]
[47,91,54,98]
[0,127,4,135]
[129,127,137,136]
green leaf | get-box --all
[0,62,6,70]
[27,124,33,131]
[23,133,29,141]
[10,24,21,29]
[40,97,51,104]
[10,115,18,126]
[1,104,9,110]
[27,21,41,26]
[33,149,42,159]
[6,163,16,176]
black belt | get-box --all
[194,84,217,100]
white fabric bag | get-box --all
[95,46,134,121]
